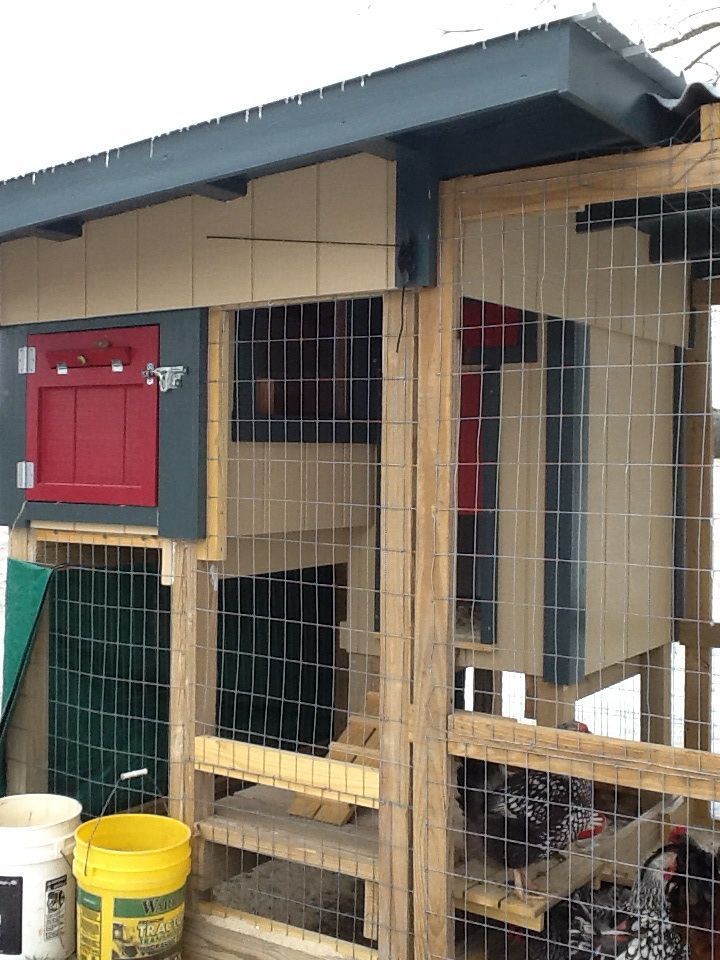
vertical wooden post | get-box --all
[168,540,198,825]
[412,184,460,960]
[640,644,672,745]
[378,290,417,960]
[682,290,713,826]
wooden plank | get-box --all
[198,785,378,881]
[198,307,231,562]
[701,103,720,141]
[448,712,720,802]
[363,881,379,942]
[685,643,713,826]
[168,541,198,825]
[640,644,672,745]
[194,736,380,807]
[378,288,416,960]
[451,139,720,219]
[412,186,460,960]
[195,901,378,960]
[676,618,720,647]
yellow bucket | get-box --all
[72,814,191,960]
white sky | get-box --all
[0,0,716,183]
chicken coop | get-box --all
[2,13,720,960]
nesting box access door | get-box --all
[24,325,160,506]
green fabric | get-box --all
[217,567,336,751]
[49,565,170,818]
[0,559,54,793]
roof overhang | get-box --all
[0,14,715,287]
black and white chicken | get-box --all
[460,720,594,895]
[664,824,720,960]
[568,847,687,960]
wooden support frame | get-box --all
[378,289,417,960]
[449,712,720,803]
[168,541,198,824]
[412,185,460,960]
[194,736,380,807]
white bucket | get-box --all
[0,794,82,959]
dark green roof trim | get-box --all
[0,19,705,259]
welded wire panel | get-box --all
[444,152,720,960]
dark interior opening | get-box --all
[217,565,343,752]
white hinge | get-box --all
[17,346,36,374]
[16,461,35,489]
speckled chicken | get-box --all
[465,720,594,894]
[568,847,687,960]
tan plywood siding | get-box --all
[494,327,547,675]
[226,442,376,538]
[0,154,395,325]
[461,213,688,346]
[583,331,675,673]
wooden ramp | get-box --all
[288,692,380,826]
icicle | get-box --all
[149,138,154,159]
[258,105,263,118]
[341,80,346,91]
[32,173,36,185]
[297,94,302,105]
[319,87,323,99]
[360,76,365,86]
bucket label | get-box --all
[0,875,22,956]
[77,888,103,960]
[111,887,185,960]
[44,874,68,941]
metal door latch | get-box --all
[142,363,188,392]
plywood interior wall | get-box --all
[462,213,684,675]
[462,213,688,346]
[0,154,395,324]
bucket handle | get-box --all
[83,768,150,877]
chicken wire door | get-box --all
[25,325,160,506]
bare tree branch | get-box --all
[686,36,720,68]
[650,20,720,52]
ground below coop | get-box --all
[215,860,373,945]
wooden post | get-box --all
[378,289,417,960]
[640,644,672,745]
[168,541,198,825]
[412,184,460,960]
[682,288,713,827]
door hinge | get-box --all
[17,346,36,374]
[16,461,35,489]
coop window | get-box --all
[233,297,382,443]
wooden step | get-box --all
[197,784,379,881]
[195,736,379,808]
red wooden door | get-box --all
[26,325,159,506]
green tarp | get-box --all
[0,559,54,794]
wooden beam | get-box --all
[193,902,378,960]
[640,644,672,745]
[377,288,416,960]
[168,541,198,825]
[412,184,460,960]
[701,103,720,141]
[194,736,380,807]
[449,139,720,219]
[684,643,713,826]
[198,308,232,562]
[675,619,720,647]
[448,712,720,803]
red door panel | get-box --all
[26,325,159,506]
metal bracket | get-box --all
[142,362,188,392]
[16,461,35,489]
[17,346,36,374]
